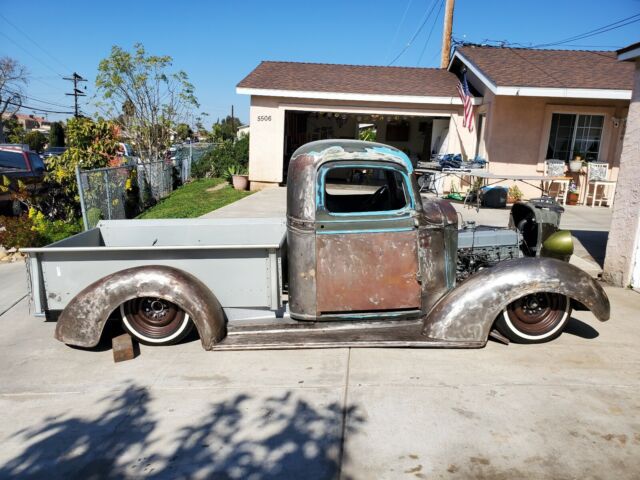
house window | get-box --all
[546,113,604,162]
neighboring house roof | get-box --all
[452,45,634,99]
[617,41,640,62]
[237,61,465,104]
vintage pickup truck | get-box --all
[22,140,610,351]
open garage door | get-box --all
[283,110,450,182]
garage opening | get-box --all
[283,110,450,182]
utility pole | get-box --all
[64,72,87,117]
[440,0,455,68]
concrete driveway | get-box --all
[1,191,638,479]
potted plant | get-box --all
[566,181,579,205]
[507,185,523,204]
[569,154,583,173]
[226,165,249,190]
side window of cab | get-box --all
[320,164,412,215]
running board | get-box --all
[211,320,485,351]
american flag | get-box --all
[457,70,474,132]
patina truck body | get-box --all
[22,140,610,350]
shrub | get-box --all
[192,135,248,179]
[0,215,42,248]
[28,208,82,245]
[508,185,524,201]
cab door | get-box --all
[315,162,422,315]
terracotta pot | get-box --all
[567,192,579,205]
[232,174,249,191]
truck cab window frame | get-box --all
[317,163,413,217]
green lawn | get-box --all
[138,178,253,219]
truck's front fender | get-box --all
[422,257,610,344]
[56,265,226,350]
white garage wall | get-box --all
[248,96,285,186]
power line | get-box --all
[6,100,74,115]
[388,0,441,65]
[0,30,64,77]
[417,0,445,65]
[0,13,72,73]
[1,87,71,109]
[385,0,414,63]
[533,13,640,48]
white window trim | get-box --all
[237,87,483,106]
[449,51,632,100]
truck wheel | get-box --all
[120,297,193,346]
[496,293,571,344]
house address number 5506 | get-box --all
[257,115,271,122]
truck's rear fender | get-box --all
[55,265,225,350]
[422,257,610,343]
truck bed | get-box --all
[22,218,287,318]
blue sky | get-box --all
[1,0,639,125]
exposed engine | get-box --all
[456,222,522,281]
[455,198,568,282]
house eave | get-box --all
[236,87,483,105]
[449,50,632,100]
[617,44,640,62]
[494,86,631,99]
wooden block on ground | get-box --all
[113,333,137,362]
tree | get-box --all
[49,122,65,147]
[211,115,241,142]
[24,130,47,153]
[0,57,28,143]
[95,43,199,162]
[2,116,24,143]
[175,123,192,142]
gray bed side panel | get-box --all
[40,249,275,310]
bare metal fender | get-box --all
[422,257,610,343]
[56,265,225,350]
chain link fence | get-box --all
[76,160,175,229]
[174,142,217,181]
[76,143,220,229]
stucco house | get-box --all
[237,46,634,197]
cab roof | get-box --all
[290,140,413,173]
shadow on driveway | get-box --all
[571,230,609,267]
[0,385,365,479]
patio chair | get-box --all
[584,162,616,208]
[543,159,570,205]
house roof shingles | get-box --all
[457,45,634,91]
[237,61,461,97]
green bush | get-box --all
[28,208,82,246]
[192,135,249,179]
[0,215,42,249]
[87,207,103,227]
